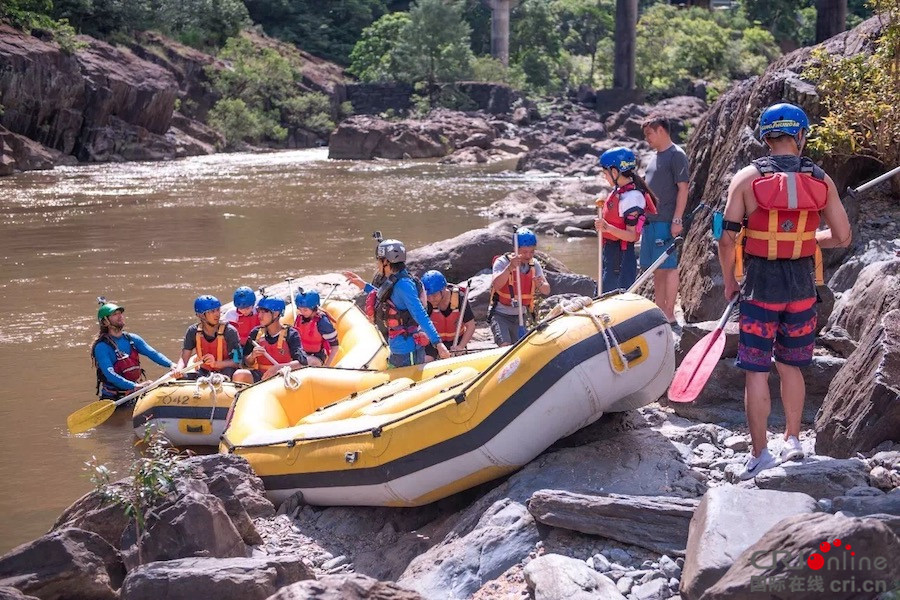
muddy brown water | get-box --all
[0,148,599,552]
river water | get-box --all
[0,149,598,552]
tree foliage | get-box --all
[555,0,614,85]
[510,0,570,93]
[243,0,388,65]
[348,12,411,82]
[392,0,475,85]
[635,4,781,98]
[806,0,900,168]
[1,0,83,52]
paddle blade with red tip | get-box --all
[668,329,727,402]
[667,294,740,403]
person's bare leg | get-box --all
[663,269,679,323]
[653,270,669,319]
[775,362,805,439]
[745,371,771,457]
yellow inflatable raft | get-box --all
[133,299,388,446]
[220,293,674,507]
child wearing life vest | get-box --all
[223,286,260,345]
[293,290,339,366]
[422,270,476,361]
[595,147,658,292]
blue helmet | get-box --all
[422,270,447,295]
[194,295,221,314]
[599,147,637,172]
[257,296,286,314]
[516,226,537,248]
[295,290,320,309]
[233,286,256,309]
[758,103,809,140]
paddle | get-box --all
[848,165,900,196]
[512,230,526,339]
[67,356,200,434]
[251,340,282,366]
[597,199,604,295]
[667,293,740,403]
[452,278,473,349]
[321,282,340,305]
[286,278,297,314]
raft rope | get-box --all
[193,372,227,422]
[280,365,303,390]
[557,296,629,375]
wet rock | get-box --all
[121,482,247,570]
[185,454,275,519]
[120,555,313,600]
[328,115,446,160]
[816,325,858,358]
[702,513,900,600]
[680,486,816,600]
[0,587,39,600]
[753,458,869,499]
[826,259,900,343]
[0,126,61,174]
[0,528,124,600]
[438,145,488,165]
[870,465,900,490]
[206,474,263,546]
[832,490,900,519]
[828,239,900,293]
[523,554,625,600]
[516,143,574,173]
[815,309,900,458]
[51,481,133,550]
[483,189,561,221]
[529,491,698,556]
[265,572,424,600]
[398,428,704,600]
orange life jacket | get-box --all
[252,326,293,369]
[735,157,827,285]
[229,310,260,345]
[294,311,334,356]
[429,285,465,342]
[597,182,658,248]
[493,254,536,310]
[745,157,828,260]
[195,323,227,371]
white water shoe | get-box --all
[780,436,804,463]
[739,449,777,480]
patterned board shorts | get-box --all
[736,297,817,372]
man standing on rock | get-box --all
[717,103,851,480]
[641,116,691,325]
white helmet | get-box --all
[376,239,406,263]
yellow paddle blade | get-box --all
[67,400,116,435]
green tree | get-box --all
[510,0,570,92]
[348,11,411,81]
[243,0,388,64]
[555,0,614,86]
[393,0,475,85]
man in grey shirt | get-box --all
[641,116,690,324]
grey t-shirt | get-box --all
[491,255,544,316]
[740,154,822,304]
[645,144,690,222]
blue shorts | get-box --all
[639,221,678,270]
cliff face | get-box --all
[0,26,348,175]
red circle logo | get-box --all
[807,553,825,570]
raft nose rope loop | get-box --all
[193,372,227,422]
[279,366,302,390]
[558,296,629,375]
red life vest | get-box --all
[598,182,658,247]
[744,157,828,261]
[93,333,143,396]
[253,327,293,369]
[195,323,227,371]
[494,254,536,310]
[229,311,260,345]
[429,285,465,342]
[293,311,334,356]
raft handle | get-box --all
[624,348,642,363]
[371,426,383,438]
[453,392,466,404]
[220,435,236,453]
[345,451,359,464]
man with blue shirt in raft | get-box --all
[372,238,451,367]
[91,301,177,400]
